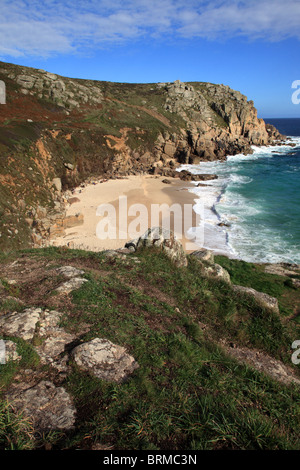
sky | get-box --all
[0,0,299,117]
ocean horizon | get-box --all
[181,118,300,264]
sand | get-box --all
[49,175,202,253]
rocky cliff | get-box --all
[0,61,284,250]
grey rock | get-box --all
[56,265,85,279]
[56,277,88,294]
[2,340,21,363]
[35,332,76,371]
[125,227,188,268]
[102,250,128,260]
[71,338,139,383]
[16,74,36,89]
[264,263,300,277]
[7,381,76,432]
[0,307,42,340]
[200,263,231,284]
[226,345,300,386]
[190,249,215,264]
[52,177,62,193]
[291,278,300,289]
[64,162,75,170]
[232,285,279,313]
[32,309,76,371]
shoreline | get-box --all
[49,175,202,253]
[49,135,300,261]
[181,135,300,263]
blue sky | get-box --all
[0,0,299,117]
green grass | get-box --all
[0,246,299,450]
[0,400,35,450]
[215,255,300,330]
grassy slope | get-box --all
[0,247,299,450]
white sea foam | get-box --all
[178,135,300,262]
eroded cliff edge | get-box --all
[0,61,284,250]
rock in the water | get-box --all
[7,381,76,432]
[71,338,139,383]
[232,285,279,313]
[0,307,42,340]
[125,227,188,268]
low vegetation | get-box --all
[0,246,299,450]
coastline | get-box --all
[49,135,300,261]
[49,175,201,253]
[181,135,300,263]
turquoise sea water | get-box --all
[181,118,300,264]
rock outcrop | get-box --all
[0,263,139,433]
[125,227,188,268]
[71,338,139,383]
[12,68,103,109]
[232,285,280,313]
[6,381,77,432]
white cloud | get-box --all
[177,1,300,41]
[0,0,299,58]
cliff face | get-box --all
[0,61,284,250]
[155,80,282,165]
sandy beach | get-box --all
[50,175,202,253]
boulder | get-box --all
[71,338,139,383]
[56,277,88,294]
[190,249,215,264]
[67,197,80,205]
[291,278,300,289]
[35,331,76,371]
[232,285,279,313]
[64,162,74,170]
[102,250,128,260]
[6,381,76,432]
[201,263,231,284]
[164,142,177,157]
[63,213,84,229]
[125,227,188,268]
[52,178,62,193]
[0,307,42,341]
[56,265,85,279]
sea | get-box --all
[180,118,300,264]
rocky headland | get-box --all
[0,61,286,251]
